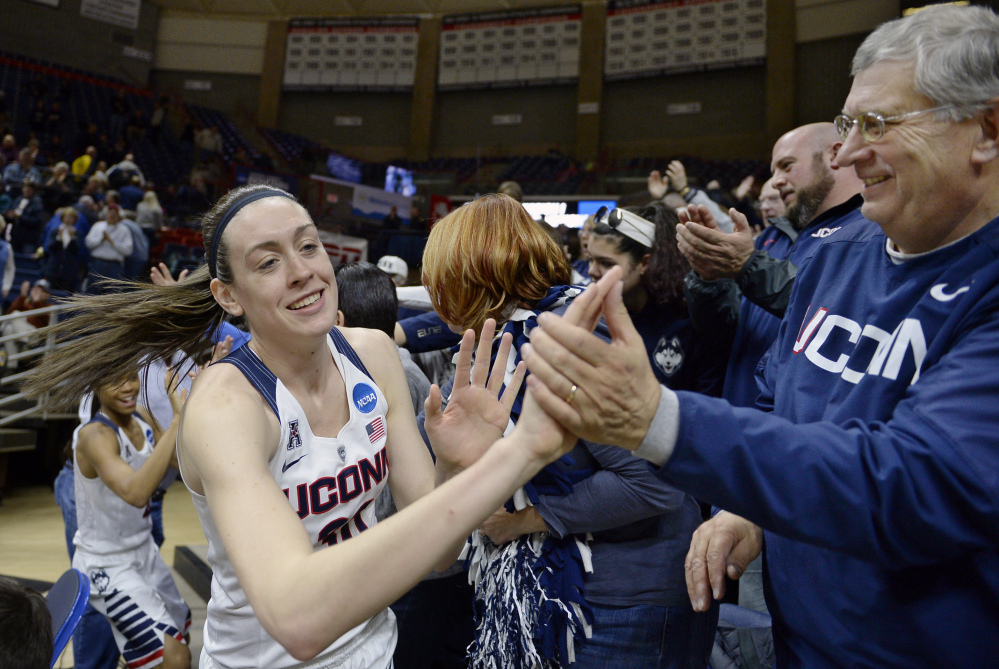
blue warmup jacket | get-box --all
[723,196,869,408]
[658,215,999,667]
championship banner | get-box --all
[284,17,419,91]
[80,0,141,30]
[438,5,582,90]
[605,0,765,81]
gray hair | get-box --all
[852,5,999,121]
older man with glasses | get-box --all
[519,5,999,668]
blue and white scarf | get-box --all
[453,285,597,668]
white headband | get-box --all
[597,207,656,249]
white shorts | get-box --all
[75,540,191,669]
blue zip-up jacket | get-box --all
[654,215,999,667]
[723,196,869,408]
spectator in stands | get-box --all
[382,205,403,230]
[44,161,75,211]
[497,180,523,202]
[72,146,98,180]
[377,255,408,286]
[135,189,163,231]
[81,176,105,205]
[757,177,785,228]
[76,194,101,223]
[649,161,734,233]
[0,575,53,669]
[118,175,144,214]
[195,124,223,158]
[107,153,145,189]
[680,123,864,323]
[119,211,150,280]
[588,202,728,394]
[578,213,595,257]
[6,178,46,253]
[43,208,84,293]
[3,148,41,194]
[0,216,15,300]
[102,191,120,220]
[92,161,109,187]
[0,135,17,166]
[26,138,46,168]
[84,203,131,292]
[0,279,52,370]
[562,227,588,283]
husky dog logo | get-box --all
[337,445,347,463]
[654,336,684,377]
[287,420,302,451]
[91,569,110,595]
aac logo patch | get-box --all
[352,383,378,414]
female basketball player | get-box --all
[72,373,191,669]
[27,185,591,669]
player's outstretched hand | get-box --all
[684,511,763,611]
[424,318,525,471]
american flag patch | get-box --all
[365,416,385,443]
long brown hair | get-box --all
[23,184,294,410]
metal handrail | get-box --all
[0,301,79,427]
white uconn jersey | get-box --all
[189,329,395,669]
[74,413,157,557]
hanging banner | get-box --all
[439,5,581,90]
[80,0,141,30]
[284,17,419,91]
[605,0,765,81]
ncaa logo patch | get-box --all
[352,383,378,414]
[654,336,684,377]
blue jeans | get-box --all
[571,601,716,669]
[54,464,121,669]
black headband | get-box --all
[208,189,295,279]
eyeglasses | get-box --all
[834,104,962,142]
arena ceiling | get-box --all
[146,0,587,19]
